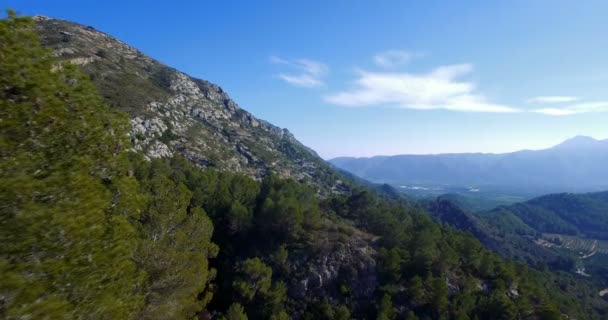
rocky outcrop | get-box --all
[286,225,378,312]
[291,244,377,300]
[35,18,347,194]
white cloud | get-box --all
[325,64,518,113]
[373,50,420,68]
[270,56,327,88]
[526,96,579,104]
[277,74,323,87]
[534,102,608,116]
[534,108,578,116]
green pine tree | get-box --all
[1,11,143,319]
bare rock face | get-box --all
[35,18,347,194]
[292,244,377,298]
[285,225,378,312]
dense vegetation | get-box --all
[2,12,607,319]
[426,192,608,264]
[483,192,608,239]
[425,192,608,312]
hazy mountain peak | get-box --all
[552,135,602,150]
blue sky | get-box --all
[7,0,608,158]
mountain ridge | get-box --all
[330,135,608,194]
[34,16,347,195]
[331,135,608,160]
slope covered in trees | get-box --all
[2,12,607,320]
[0,13,217,319]
[426,191,608,303]
[484,192,608,239]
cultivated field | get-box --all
[542,233,608,256]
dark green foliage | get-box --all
[477,292,517,320]
[376,294,396,320]
[0,12,143,318]
[430,277,448,319]
[378,247,402,282]
[1,13,217,319]
[315,298,351,320]
[228,257,289,319]
[233,258,273,302]
[536,303,563,320]
[256,176,321,240]
[222,303,248,320]
[132,158,218,319]
[271,244,289,275]
[485,191,608,239]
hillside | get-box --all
[484,191,608,240]
[33,16,347,195]
[423,196,562,269]
[426,191,608,285]
[330,136,608,195]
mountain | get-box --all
[330,136,608,195]
[553,135,608,150]
[33,16,347,195]
[3,13,607,320]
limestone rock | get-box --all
[35,17,347,195]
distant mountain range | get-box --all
[330,136,608,194]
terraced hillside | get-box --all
[541,234,608,256]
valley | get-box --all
[395,184,533,210]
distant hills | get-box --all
[424,191,608,274]
[484,191,608,240]
[330,136,608,194]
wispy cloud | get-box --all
[325,63,518,113]
[270,56,328,88]
[277,74,324,88]
[269,55,289,65]
[526,96,579,104]
[272,50,608,116]
[373,50,421,68]
[534,101,608,116]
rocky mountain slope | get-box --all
[33,16,347,194]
